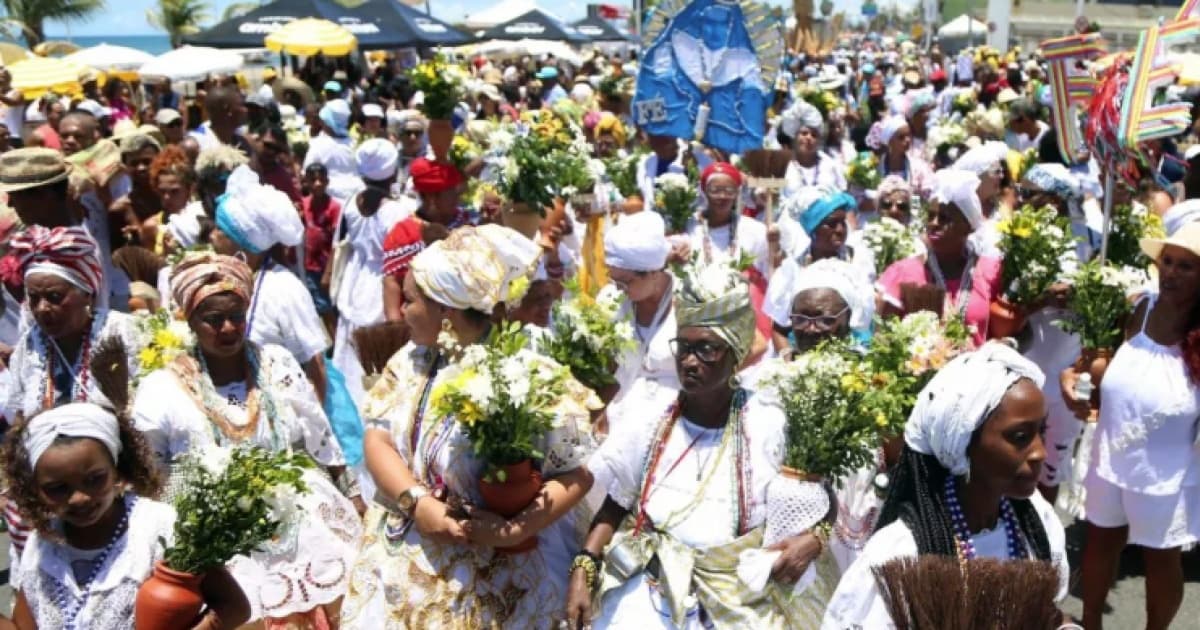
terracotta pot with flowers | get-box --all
[408,55,464,162]
[991,204,1076,339]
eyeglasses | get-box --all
[880,199,907,210]
[668,338,727,363]
[790,306,850,329]
[402,129,423,137]
[705,185,738,197]
[198,311,247,329]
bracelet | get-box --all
[810,522,832,556]
[570,552,600,590]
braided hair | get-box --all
[875,443,1052,562]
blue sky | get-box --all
[43,0,914,37]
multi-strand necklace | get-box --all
[944,475,1025,571]
[53,495,136,630]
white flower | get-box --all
[197,444,231,477]
[586,158,607,181]
[464,372,495,410]
[503,158,520,182]
[167,319,196,346]
[237,496,254,512]
[264,483,302,524]
[655,172,691,191]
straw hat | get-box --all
[0,147,70,192]
[1141,221,1200,262]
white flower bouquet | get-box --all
[161,445,312,575]
[995,204,1078,307]
[1056,261,1149,350]
[538,280,635,392]
[132,309,195,383]
[654,171,697,233]
[431,322,599,480]
[860,217,919,275]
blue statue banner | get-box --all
[634,0,783,155]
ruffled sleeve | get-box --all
[261,344,345,467]
[537,377,600,477]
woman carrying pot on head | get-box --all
[340,225,596,629]
[1068,220,1200,630]
[823,342,1070,629]
[877,169,1003,347]
[565,263,837,629]
[131,252,362,628]
[765,188,874,355]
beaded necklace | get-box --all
[633,389,749,537]
[39,315,100,411]
[700,213,739,262]
[944,475,1024,571]
[52,494,136,630]
[193,346,281,450]
[925,248,978,317]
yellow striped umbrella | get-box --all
[8,56,87,98]
[0,42,29,66]
[265,18,357,57]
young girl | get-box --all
[1,403,249,630]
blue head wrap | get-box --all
[800,192,856,235]
[214,193,260,254]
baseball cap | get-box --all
[154,108,182,126]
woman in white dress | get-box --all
[4,226,138,422]
[132,253,362,629]
[684,162,770,279]
[565,264,836,629]
[329,138,415,407]
[823,343,1070,629]
[340,225,596,629]
[2,403,248,630]
[1067,221,1200,630]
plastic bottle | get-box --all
[1074,373,1094,402]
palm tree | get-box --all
[1,0,105,46]
[147,0,212,50]
[221,1,262,22]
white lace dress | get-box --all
[131,342,362,622]
[17,495,175,630]
[340,343,597,629]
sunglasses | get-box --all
[668,338,727,364]
[198,312,247,329]
[880,199,907,210]
[402,129,423,137]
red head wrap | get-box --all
[409,158,463,195]
[700,162,742,189]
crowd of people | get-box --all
[0,29,1195,630]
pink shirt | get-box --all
[878,254,1003,346]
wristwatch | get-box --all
[397,484,430,515]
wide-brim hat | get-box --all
[1141,221,1200,262]
[0,147,70,193]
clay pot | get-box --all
[501,202,544,240]
[1074,347,1113,422]
[478,459,543,553]
[427,119,454,162]
[135,562,205,630]
[780,466,824,483]
[538,197,568,248]
[988,297,1027,339]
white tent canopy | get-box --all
[938,14,989,38]
[65,44,154,72]
[467,39,583,66]
[464,0,547,31]
[139,45,244,82]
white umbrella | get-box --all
[139,46,244,82]
[66,43,155,72]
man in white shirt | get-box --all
[303,99,358,203]
[257,66,278,104]
[1006,98,1050,153]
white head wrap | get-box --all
[781,186,828,222]
[931,168,984,231]
[780,101,824,139]
[214,165,304,254]
[166,202,205,249]
[571,82,594,104]
[411,224,540,313]
[904,342,1045,476]
[23,403,122,468]
[604,211,670,272]
[879,115,909,145]
[355,138,399,181]
[1163,199,1200,236]
[791,258,875,334]
[952,141,1008,176]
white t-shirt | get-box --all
[3,93,25,138]
[248,263,329,364]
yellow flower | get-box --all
[508,276,531,304]
[995,218,1011,235]
[840,372,867,393]
[875,412,889,428]
[1013,226,1033,239]
[153,328,181,350]
[138,346,162,370]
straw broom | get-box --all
[741,148,792,276]
[353,321,411,391]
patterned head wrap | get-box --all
[23,403,122,467]
[1022,163,1082,201]
[410,224,541,313]
[868,115,909,150]
[594,113,627,147]
[170,252,254,318]
[877,175,912,201]
[214,166,304,255]
[674,262,756,364]
[9,225,103,296]
[905,342,1044,476]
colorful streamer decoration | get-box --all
[1040,32,1107,165]
[1118,19,1200,150]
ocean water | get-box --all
[54,34,174,56]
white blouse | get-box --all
[333,195,413,328]
[18,496,175,630]
[248,264,329,365]
[821,491,1069,630]
[684,214,771,278]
